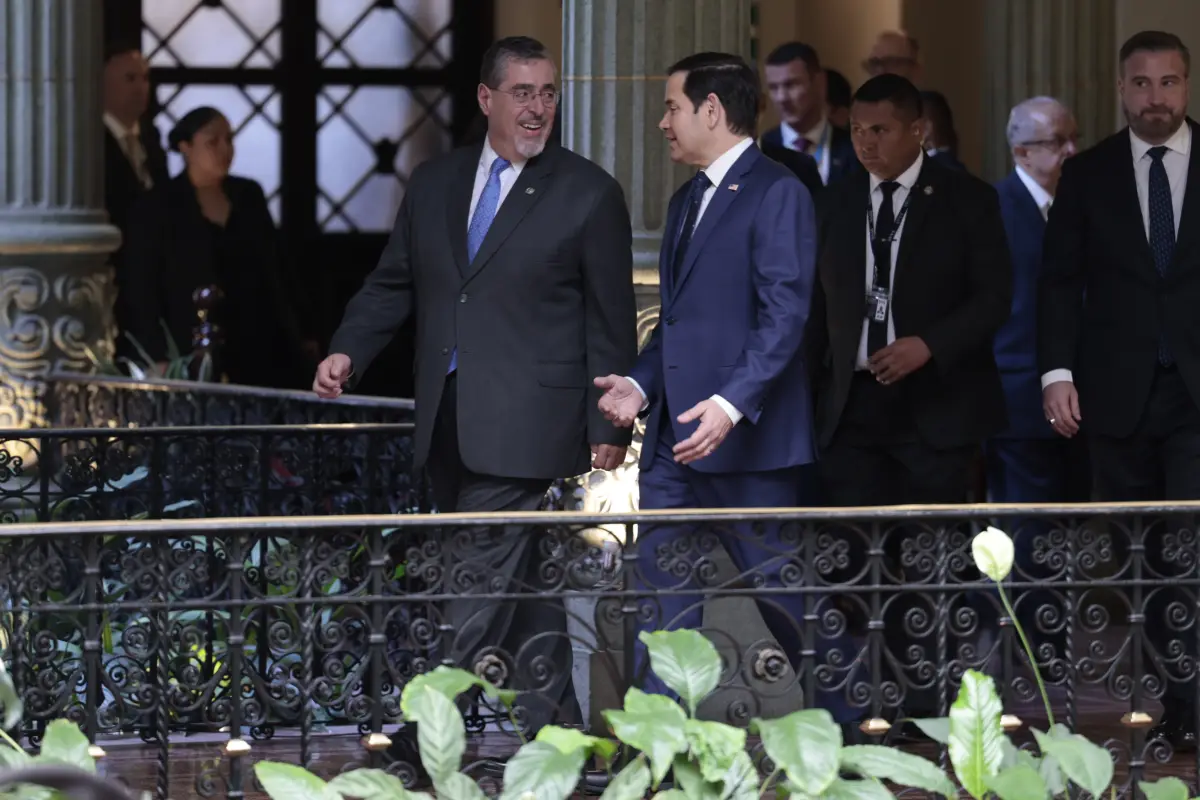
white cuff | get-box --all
[1040,369,1073,389]
[711,394,744,425]
[626,377,649,412]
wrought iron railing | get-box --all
[0,506,1196,798]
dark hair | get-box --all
[825,69,852,109]
[1119,30,1190,77]
[852,73,923,122]
[765,42,821,74]
[480,36,551,88]
[667,52,760,137]
[920,90,958,152]
[104,40,141,63]
[168,106,225,151]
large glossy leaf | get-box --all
[651,792,688,799]
[683,719,745,783]
[672,757,723,799]
[1139,777,1192,800]
[400,666,515,720]
[433,773,485,800]
[720,750,759,800]
[254,762,342,800]
[38,720,95,773]
[986,764,1050,800]
[500,740,586,800]
[329,768,433,799]
[820,777,894,799]
[603,688,688,787]
[599,759,651,800]
[404,685,465,784]
[752,708,841,796]
[536,725,618,762]
[910,717,950,745]
[1032,728,1113,798]
[0,662,22,730]
[948,670,1005,800]
[639,630,722,715]
[840,744,957,797]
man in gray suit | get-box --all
[314,35,637,770]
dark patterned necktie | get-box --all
[867,181,900,356]
[671,171,712,286]
[1148,146,1175,366]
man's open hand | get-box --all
[868,336,931,385]
[594,374,643,427]
[672,399,735,464]
[313,354,352,399]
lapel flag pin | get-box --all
[728,184,739,191]
[923,185,934,196]
[525,187,536,194]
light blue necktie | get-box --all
[449,156,510,374]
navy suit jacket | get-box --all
[762,124,858,185]
[630,144,817,473]
[993,171,1051,439]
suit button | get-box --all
[665,317,676,326]
[459,293,468,303]
[441,347,449,354]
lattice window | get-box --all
[144,0,282,68]
[317,0,453,69]
[153,84,283,221]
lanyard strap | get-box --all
[866,187,914,245]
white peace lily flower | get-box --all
[972,526,1015,583]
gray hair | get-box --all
[1006,96,1068,148]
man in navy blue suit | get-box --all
[594,52,853,719]
[990,97,1087,505]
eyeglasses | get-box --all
[1018,135,1079,150]
[490,86,560,107]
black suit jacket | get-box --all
[329,142,638,480]
[760,143,824,200]
[118,175,312,389]
[104,123,169,250]
[762,123,858,185]
[1039,121,1200,438]
[810,155,1013,449]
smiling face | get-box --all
[478,56,557,161]
[1120,48,1189,144]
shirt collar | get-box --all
[480,136,526,175]
[869,150,924,193]
[779,122,802,149]
[1015,166,1053,211]
[780,118,828,150]
[702,137,755,187]
[103,112,139,140]
[802,116,830,147]
[1130,121,1191,162]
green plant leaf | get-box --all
[910,716,950,745]
[1039,753,1066,795]
[602,688,688,787]
[536,726,617,762]
[672,757,723,799]
[403,685,465,784]
[948,669,1005,800]
[820,777,894,799]
[720,750,759,800]
[0,662,22,730]
[651,792,688,800]
[432,773,483,800]
[639,630,722,715]
[254,762,342,800]
[599,758,651,800]
[840,744,957,797]
[986,764,1050,800]
[1032,728,1114,798]
[37,720,94,773]
[400,666,512,720]
[752,708,841,796]
[500,740,586,800]
[683,719,745,783]
[329,767,429,799]
[1140,777,1192,800]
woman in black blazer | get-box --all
[117,106,314,389]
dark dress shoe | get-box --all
[1148,708,1198,752]
[384,725,431,788]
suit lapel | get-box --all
[660,191,684,305]
[1172,119,1200,267]
[893,157,937,285]
[463,149,555,282]
[1114,131,1157,273]
[672,145,761,299]
[446,146,481,277]
[1008,174,1047,233]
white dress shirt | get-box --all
[1015,166,1053,221]
[856,151,925,370]
[104,112,153,189]
[470,137,525,226]
[781,117,833,184]
[1040,123,1192,389]
[628,136,755,425]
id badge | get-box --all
[865,289,889,323]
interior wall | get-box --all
[493,0,563,66]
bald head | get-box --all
[1006,96,1078,194]
[864,30,921,81]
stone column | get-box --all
[980,0,1117,181]
[0,0,121,430]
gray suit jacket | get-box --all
[330,141,638,480]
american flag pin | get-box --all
[923,185,934,196]
[525,187,536,194]
[728,183,739,191]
